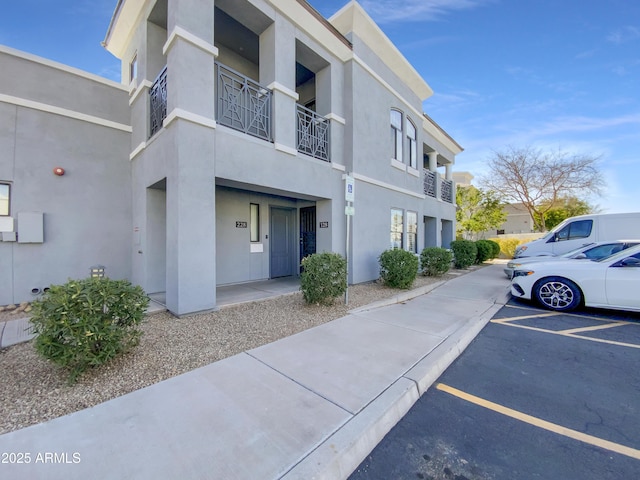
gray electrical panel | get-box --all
[17,212,44,243]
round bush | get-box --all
[450,240,477,269]
[379,249,419,289]
[300,252,347,305]
[29,277,149,383]
[475,240,493,263]
[487,239,501,258]
[420,247,453,276]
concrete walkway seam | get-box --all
[281,377,420,480]
[290,285,510,479]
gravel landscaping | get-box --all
[0,270,472,435]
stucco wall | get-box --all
[0,49,131,305]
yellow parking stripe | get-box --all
[436,383,640,460]
[559,322,629,335]
[492,312,558,323]
[491,321,640,349]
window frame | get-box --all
[0,182,10,216]
[129,53,138,84]
[407,210,418,253]
[406,119,417,169]
[390,110,403,162]
[250,203,260,242]
[390,208,404,249]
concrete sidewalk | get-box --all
[0,264,510,480]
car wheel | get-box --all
[533,276,582,311]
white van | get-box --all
[514,212,640,258]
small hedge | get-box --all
[486,239,501,258]
[29,277,149,383]
[300,252,347,305]
[450,240,477,269]
[475,239,494,264]
[379,249,419,289]
[420,247,453,276]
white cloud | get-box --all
[360,0,493,23]
[606,26,640,44]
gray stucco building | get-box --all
[0,0,462,316]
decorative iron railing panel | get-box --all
[216,62,272,142]
[423,169,436,198]
[296,104,330,162]
[149,66,168,138]
[441,178,453,203]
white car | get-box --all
[503,240,640,279]
[510,244,640,312]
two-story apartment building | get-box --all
[0,0,461,316]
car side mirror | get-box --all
[573,253,587,259]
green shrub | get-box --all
[487,239,501,258]
[379,249,419,289]
[29,277,149,383]
[420,247,453,276]
[300,252,347,305]
[475,240,493,264]
[450,240,478,269]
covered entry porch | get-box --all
[148,276,301,311]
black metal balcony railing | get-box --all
[215,62,272,142]
[423,169,436,198]
[296,104,330,162]
[441,178,453,203]
[149,66,167,138]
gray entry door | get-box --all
[270,207,295,278]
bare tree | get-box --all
[479,146,604,231]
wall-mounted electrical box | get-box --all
[17,212,44,243]
[0,216,14,232]
[1,231,16,242]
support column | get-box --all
[261,14,297,154]
[163,0,217,315]
[428,151,438,172]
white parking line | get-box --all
[437,383,640,460]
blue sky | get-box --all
[1,0,638,212]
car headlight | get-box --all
[507,262,521,269]
[512,270,534,278]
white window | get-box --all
[250,203,260,242]
[129,53,138,83]
[391,208,404,249]
[0,183,9,216]
[390,110,403,162]
[407,120,417,169]
[407,211,418,253]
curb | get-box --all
[286,282,511,479]
[348,281,445,315]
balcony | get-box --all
[296,104,330,162]
[441,178,453,203]
[149,66,167,138]
[215,62,272,142]
[423,169,454,203]
[423,169,436,198]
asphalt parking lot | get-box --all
[350,298,640,480]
